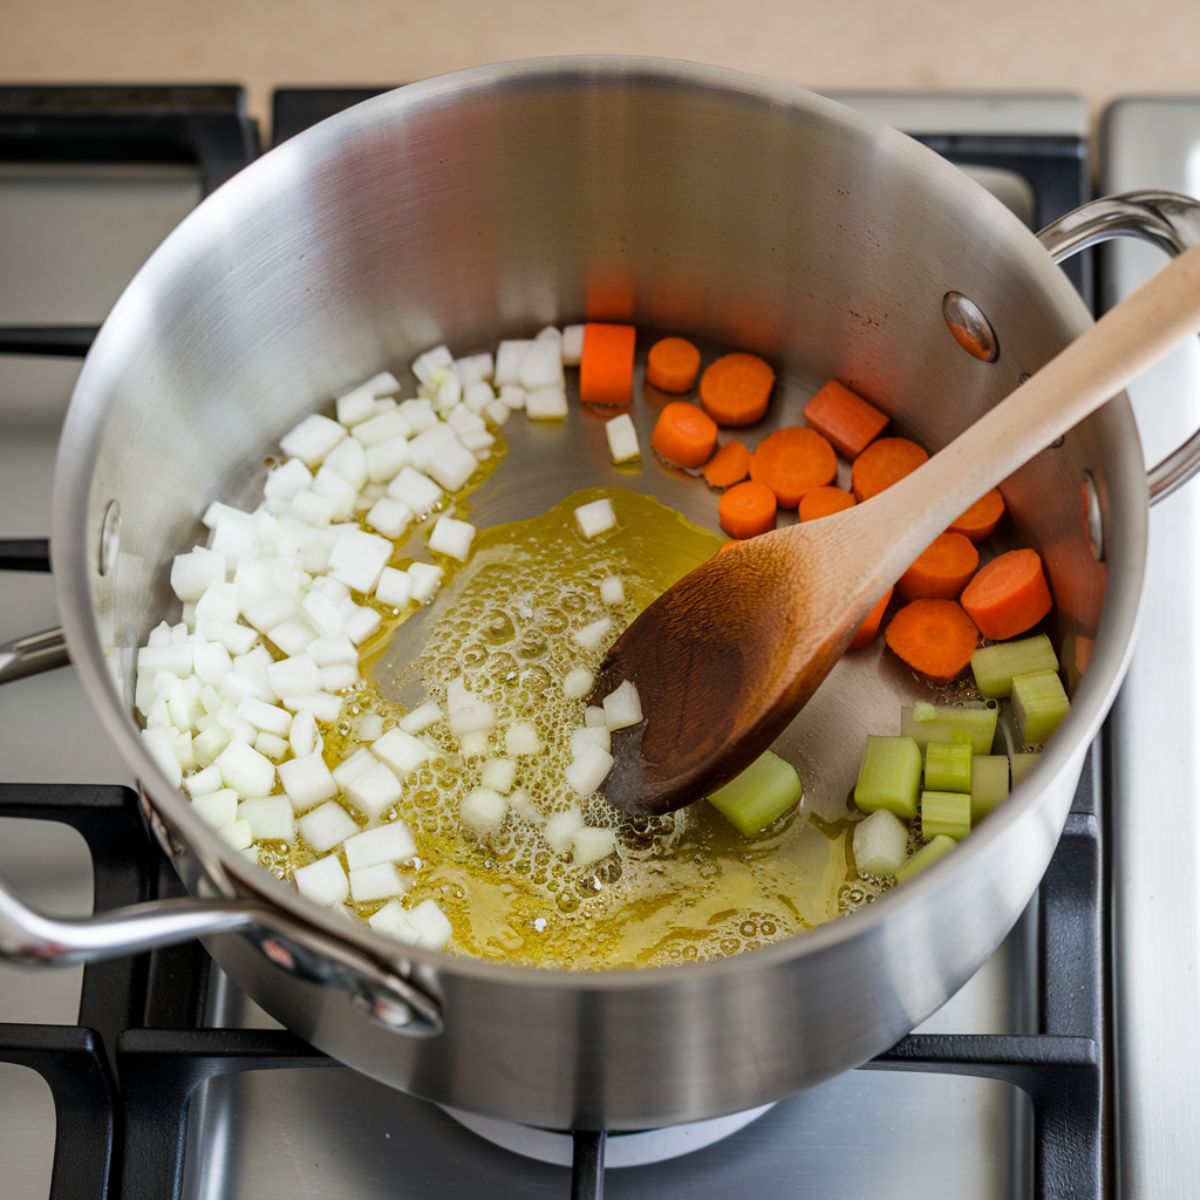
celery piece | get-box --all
[1011,752,1039,785]
[1011,669,1071,746]
[852,809,910,877]
[971,755,1010,821]
[970,634,1058,698]
[924,741,972,794]
[895,833,957,883]
[707,750,802,836]
[853,735,922,820]
[900,702,999,756]
[920,790,971,842]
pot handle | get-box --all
[1037,189,1200,504]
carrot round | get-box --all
[960,548,1053,640]
[851,437,929,502]
[799,486,856,522]
[702,439,752,489]
[646,336,701,393]
[699,352,775,426]
[950,488,1006,542]
[580,323,636,406]
[896,532,980,601]
[849,586,893,651]
[718,481,777,540]
[749,427,837,508]
[803,380,889,460]
[885,599,979,684]
[650,401,718,468]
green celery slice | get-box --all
[707,750,802,836]
[925,741,972,793]
[920,790,971,841]
[852,809,910,877]
[1011,669,1070,746]
[971,755,1010,821]
[1011,752,1039,785]
[971,634,1058,698]
[853,735,922,820]
[895,833,957,882]
[900,702,999,756]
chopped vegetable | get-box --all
[604,413,641,464]
[1011,751,1039,785]
[572,826,617,869]
[561,324,585,365]
[900,702,999,756]
[749,427,837,508]
[646,336,701,393]
[545,807,585,854]
[850,437,929,502]
[481,758,517,794]
[702,440,752,489]
[505,721,541,756]
[698,352,775,426]
[920,790,971,841]
[718,480,778,539]
[852,809,909,876]
[798,486,856,522]
[343,820,417,870]
[580,323,637,406]
[854,735,922,819]
[599,576,625,605]
[461,787,509,837]
[349,862,407,903]
[848,586,893,651]
[574,498,617,539]
[297,801,359,852]
[924,741,972,793]
[802,380,889,460]
[1011,669,1070,745]
[563,668,594,699]
[651,401,718,468]
[950,488,1006,542]
[896,532,979,601]
[885,599,979,683]
[970,633,1058,698]
[278,751,337,809]
[961,549,1053,641]
[707,750,802,836]
[398,699,442,734]
[970,755,1009,821]
[294,854,349,907]
[573,616,613,650]
[525,386,568,420]
[895,833,957,882]
[602,680,643,730]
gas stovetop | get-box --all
[0,85,1197,1200]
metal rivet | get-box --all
[943,292,999,362]
[1081,470,1104,561]
[98,500,120,576]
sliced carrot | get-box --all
[896,532,979,601]
[850,437,929,502]
[647,336,701,393]
[849,586,893,651]
[749,427,837,508]
[799,486,856,522]
[960,548,1053,640]
[718,481,777,539]
[949,488,1006,542]
[702,440,751,489]
[699,352,775,426]
[580,323,636,406]
[803,380,889,460]
[885,599,979,684]
[650,401,718,468]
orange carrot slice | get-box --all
[702,440,751,489]
[749,427,837,508]
[803,380,889,460]
[699,352,775,426]
[580,323,636,406]
[849,586,893,650]
[646,336,701,393]
[949,488,1006,542]
[896,532,980,601]
[798,486,856,522]
[851,437,929,502]
[650,401,718,468]
[885,599,980,683]
[960,548,1052,640]
[718,481,777,540]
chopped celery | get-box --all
[900,702,999,756]
[1011,751,1039,785]
[920,790,971,842]
[924,742,972,793]
[971,755,1010,821]
[707,750,802,836]
[1011,669,1070,746]
[852,809,910,877]
[895,833,956,882]
[971,634,1058,698]
[853,735,922,820]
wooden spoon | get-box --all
[596,245,1200,817]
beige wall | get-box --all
[5,0,1198,133]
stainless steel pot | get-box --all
[3,57,1200,1130]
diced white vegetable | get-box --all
[319,663,358,692]
[376,566,413,608]
[459,730,490,758]
[289,489,338,527]
[480,758,517,794]
[508,789,542,825]
[236,697,292,737]
[343,761,402,820]
[351,409,412,448]
[313,467,357,521]
[344,605,383,645]
[356,713,384,741]
[435,371,462,414]
[193,723,231,767]
[603,680,643,730]
[572,826,617,870]
[238,796,295,842]
[253,731,289,762]
[604,413,640,464]
[461,430,495,457]
[138,643,194,679]
[184,764,223,797]
[322,437,368,491]
[263,458,313,502]
[544,807,584,854]
[571,726,611,755]
[294,855,349,908]
[425,437,479,492]
[297,801,359,852]
[266,617,316,657]
[368,898,416,939]
[192,788,238,830]
[599,576,625,605]
[518,339,565,390]
[327,529,392,594]
[427,515,476,563]
[505,721,541,756]
[500,385,526,411]
[448,695,495,736]
[332,747,376,789]
[365,436,411,484]
[215,740,276,797]
[412,343,453,386]
[525,386,568,420]
[407,562,444,605]
[372,728,433,778]
[447,405,486,438]
[404,899,453,950]
[561,324,585,365]
[220,819,253,850]
[574,498,616,539]
[206,506,258,559]
[335,383,381,428]
[365,498,413,543]
[386,467,443,515]
[170,548,226,602]
[853,809,910,876]
[460,787,508,837]
[280,691,342,724]
[278,751,337,810]
[193,642,234,688]
[563,667,594,700]
[280,414,346,467]
[171,732,197,771]
[573,617,613,651]
[494,340,533,387]
[462,381,493,415]
[243,593,296,635]
[267,654,320,698]
[399,700,442,734]
[408,424,455,469]
[308,635,357,666]
[344,820,417,870]
[484,399,510,427]
[398,398,437,433]
[454,352,494,385]
[349,862,408,903]
[565,743,614,796]
[289,710,322,758]
[536,324,562,344]
[301,590,344,637]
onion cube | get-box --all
[386,467,443,515]
[464,381,496,414]
[398,398,438,433]
[427,515,476,563]
[351,409,411,448]
[454,353,494,385]
[314,468,357,521]
[243,593,296,634]
[525,386,568,420]
[563,667,594,700]
[280,691,342,724]
[170,548,226,602]
[484,399,511,427]
[536,324,561,344]
[206,620,258,657]
[460,787,508,837]
[571,726,611,756]
[412,343,453,386]
[349,862,408,903]
[238,796,295,842]
[584,705,607,728]
[301,590,344,637]
[372,728,433,778]
[505,721,541,757]
[449,696,494,736]
[267,617,316,657]
[289,710,322,758]
[572,826,617,870]
[399,700,442,734]
[295,854,349,907]
[193,723,231,767]
[184,764,223,797]
[344,820,417,870]
[267,654,320,697]
[207,509,257,559]
[297,801,358,852]
[405,899,453,950]
[561,324,585,365]
[408,424,456,470]
[853,809,910,876]
[308,635,357,666]
[447,405,487,438]
[368,899,416,939]
[194,583,239,626]
[319,663,358,692]
[494,339,533,387]
[220,819,253,850]
[356,713,384,741]
[435,372,462,414]
[480,758,517,794]
[328,529,392,594]
[321,437,368,491]
[280,414,346,467]
[336,383,380,428]
[332,747,376,789]
[365,436,411,484]
[215,740,276,797]
[141,726,182,787]
[343,761,401,821]
[500,385,526,411]
[253,731,289,762]
[545,807,584,854]
[425,437,478,492]
[604,413,640,464]
[344,605,383,645]
[459,730,490,758]
[263,458,313,502]
[518,339,564,390]
[573,617,613,651]
[407,562,444,605]
[603,680,643,730]
[461,429,495,457]
[138,643,194,678]
[289,489,339,527]
[599,576,625,605]
[376,566,412,608]
[508,789,543,825]
[574,498,616,539]
[236,697,292,737]
[565,743,614,796]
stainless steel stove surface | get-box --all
[0,87,1191,1200]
